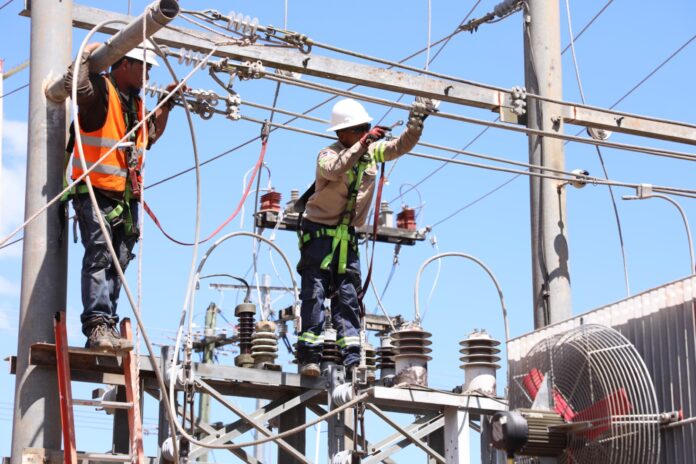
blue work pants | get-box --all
[296,220,362,368]
[73,191,138,335]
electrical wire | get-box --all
[0,236,22,250]
[144,8,495,191]
[421,236,441,323]
[199,274,251,302]
[169,232,306,451]
[0,0,15,11]
[263,72,696,161]
[564,0,630,296]
[431,175,521,228]
[560,0,613,55]
[0,83,28,98]
[413,252,510,345]
[238,114,696,199]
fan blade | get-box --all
[522,368,576,421]
[571,388,632,440]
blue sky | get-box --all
[1,0,695,461]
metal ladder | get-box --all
[54,311,145,463]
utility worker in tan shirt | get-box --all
[297,97,437,376]
[64,43,177,352]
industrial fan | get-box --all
[491,324,661,463]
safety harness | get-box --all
[299,153,370,275]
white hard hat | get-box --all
[326,98,372,132]
[123,46,160,67]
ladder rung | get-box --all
[76,452,132,462]
[73,399,133,409]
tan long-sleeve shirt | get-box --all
[303,125,422,227]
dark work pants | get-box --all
[73,191,138,336]
[296,220,362,368]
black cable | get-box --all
[199,274,251,302]
[0,236,23,250]
[430,175,521,228]
[145,21,488,191]
[0,83,28,99]
[0,0,15,11]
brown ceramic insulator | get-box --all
[376,347,396,369]
[260,191,282,212]
[321,340,342,364]
[396,208,417,230]
[392,327,433,361]
[237,313,255,354]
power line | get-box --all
[611,32,696,110]
[0,0,16,11]
[430,175,521,228]
[238,114,696,199]
[0,236,23,250]
[147,20,480,190]
[560,0,614,55]
[0,83,28,99]
[266,71,696,161]
[564,0,630,296]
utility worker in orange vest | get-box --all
[63,43,177,352]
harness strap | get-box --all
[303,156,369,274]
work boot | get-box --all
[300,362,321,377]
[107,324,134,352]
[86,324,117,352]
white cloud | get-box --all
[2,120,28,158]
[0,276,19,296]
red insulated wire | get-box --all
[144,139,268,246]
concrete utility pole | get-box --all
[197,303,218,463]
[524,0,572,328]
[11,0,72,462]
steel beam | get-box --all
[363,414,444,464]
[368,386,506,414]
[195,379,310,464]
[24,3,696,145]
[189,389,322,458]
[366,404,447,464]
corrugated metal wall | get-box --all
[508,276,696,463]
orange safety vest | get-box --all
[72,77,146,194]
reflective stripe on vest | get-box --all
[72,77,145,192]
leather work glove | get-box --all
[359,126,386,148]
[408,96,440,130]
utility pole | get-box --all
[11,1,72,462]
[524,0,572,328]
[197,302,219,463]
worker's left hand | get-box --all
[159,83,188,110]
[408,97,440,129]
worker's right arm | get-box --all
[63,43,102,106]
[63,43,109,132]
[317,142,365,181]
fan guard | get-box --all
[508,324,660,463]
